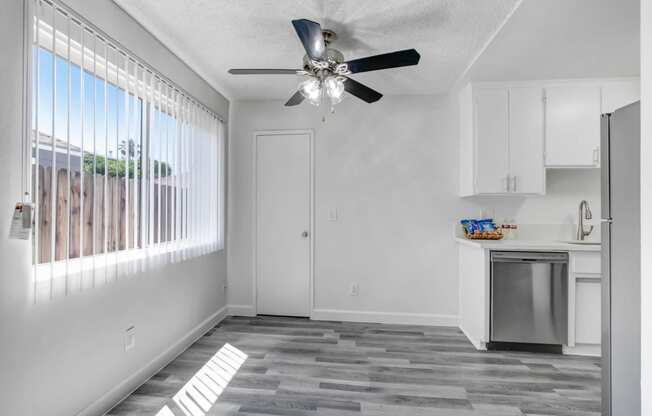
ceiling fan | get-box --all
[228,19,421,107]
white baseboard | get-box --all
[311,308,459,327]
[227,304,256,316]
[459,324,487,350]
[78,305,228,416]
[224,305,458,327]
[563,343,601,357]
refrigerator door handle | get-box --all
[601,218,613,223]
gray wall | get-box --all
[0,1,229,415]
[228,95,465,324]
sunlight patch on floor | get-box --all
[155,343,247,416]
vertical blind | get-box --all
[28,0,225,297]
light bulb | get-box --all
[325,76,345,105]
[299,78,322,106]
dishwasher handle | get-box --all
[491,251,568,263]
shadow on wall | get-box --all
[463,168,601,226]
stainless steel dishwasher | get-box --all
[490,251,568,352]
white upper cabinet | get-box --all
[459,78,640,196]
[474,88,509,194]
[509,87,545,194]
[544,84,601,167]
[544,78,639,168]
[458,83,544,196]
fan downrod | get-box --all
[322,29,337,45]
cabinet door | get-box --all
[475,88,509,194]
[575,278,601,344]
[545,85,601,167]
[509,87,545,194]
[602,79,640,113]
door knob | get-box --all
[301,231,309,238]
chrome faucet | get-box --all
[577,200,594,241]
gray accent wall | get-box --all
[0,1,229,415]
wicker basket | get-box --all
[463,228,504,240]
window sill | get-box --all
[34,240,224,283]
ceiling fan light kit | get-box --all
[299,77,322,105]
[228,18,421,109]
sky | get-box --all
[33,47,178,170]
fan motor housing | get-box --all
[303,48,344,71]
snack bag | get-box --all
[460,219,478,235]
[477,219,497,232]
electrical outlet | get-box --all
[350,283,359,296]
[124,326,136,352]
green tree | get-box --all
[83,139,172,178]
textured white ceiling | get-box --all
[462,0,640,84]
[113,0,520,100]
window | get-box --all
[29,0,225,285]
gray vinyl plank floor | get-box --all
[108,316,601,416]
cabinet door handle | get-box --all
[593,146,600,165]
[503,176,509,192]
[512,175,517,192]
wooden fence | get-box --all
[34,165,177,263]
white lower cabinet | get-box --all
[457,244,602,356]
[566,251,602,356]
[574,278,601,345]
[457,243,490,349]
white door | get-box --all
[255,132,311,317]
[545,85,601,167]
[508,87,545,194]
[475,88,509,194]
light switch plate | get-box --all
[125,326,136,352]
[328,208,338,222]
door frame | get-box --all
[252,129,315,317]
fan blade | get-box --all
[285,90,305,106]
[228,69,300,75]
[345,49,421,74]
[343,77,383,103]
[291,19,325,60]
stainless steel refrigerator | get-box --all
[601,101,641,416]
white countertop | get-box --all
[455,237,601,252]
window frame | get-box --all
[25,0,226,285]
